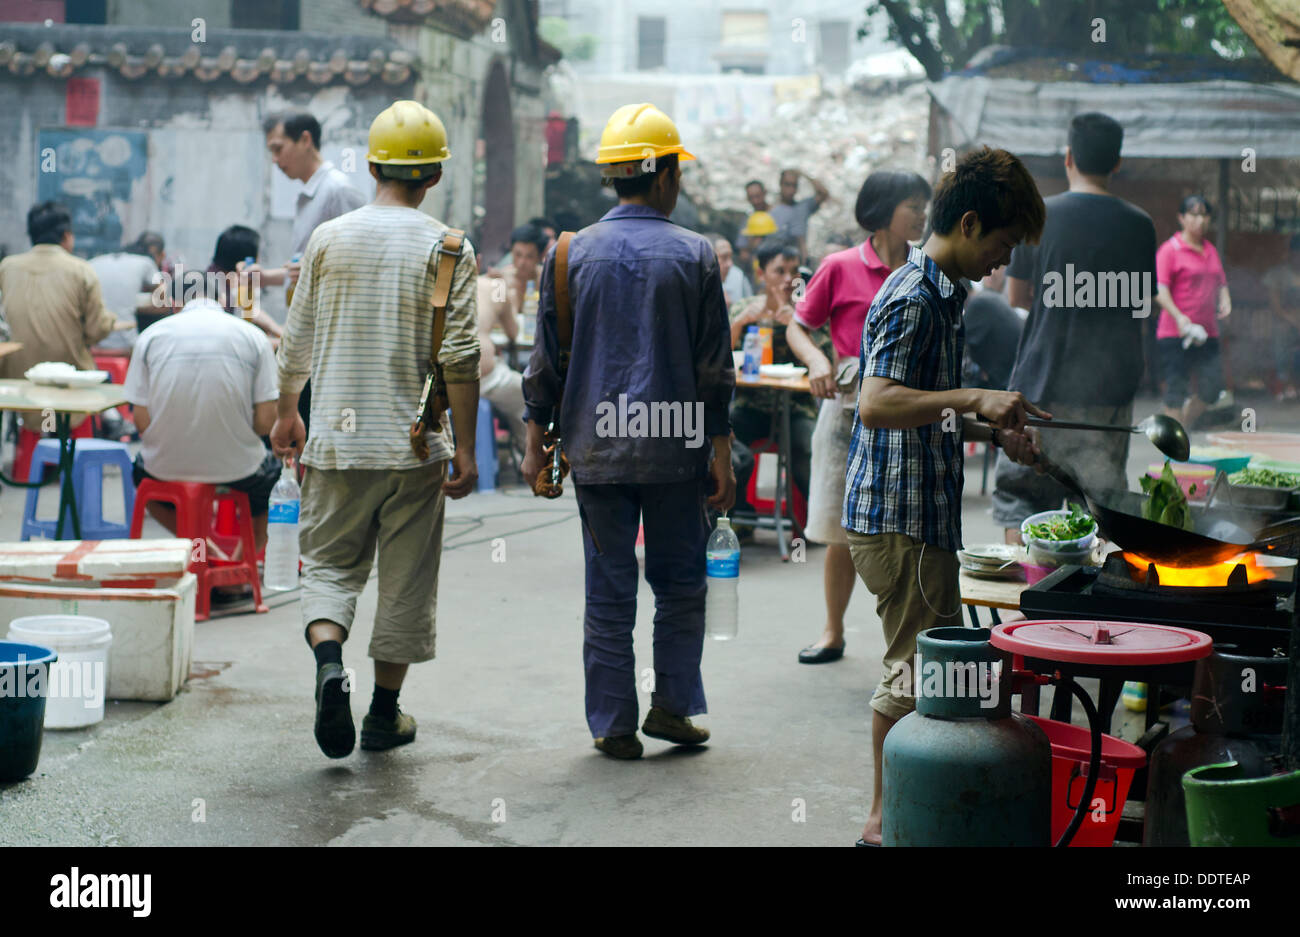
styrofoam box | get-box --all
[0,538,193,587]
[0,573,196,702]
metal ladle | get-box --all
[1021,414,1190,462]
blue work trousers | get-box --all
[574,480,710,738]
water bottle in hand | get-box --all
[264,459,301,591]
[705,517,740,640]
[742,326,761,380]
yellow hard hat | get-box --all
[366,100,450,180]
[596,103,695,179]
[742,211,778,237]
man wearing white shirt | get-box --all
[124,291,281,552]
[258,112,366,436]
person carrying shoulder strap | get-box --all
[271,99,481,760]
[522,102,736,761]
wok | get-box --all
[1039,458,1300,567]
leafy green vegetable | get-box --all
[1140,460,1194,531]
[1024,503,1095,541]
[1228,467,1300,489]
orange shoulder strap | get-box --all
[555,231,574,356]
[429,228,464,363]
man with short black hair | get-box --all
[259,111,366,437]
[847,147,1048,844]
[993,112,1158,542]
[123,254,280,558]
[772,167,830,259]
[528,216,558,253]
[475,223,546,448]
[260,112,366,289]
[0,202,130,409]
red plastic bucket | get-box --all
[1027,715,1147,847]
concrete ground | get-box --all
[0,393,1292,846]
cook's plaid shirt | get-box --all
[842,246,968,552]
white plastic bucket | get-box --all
[6,615,112,729]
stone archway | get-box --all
[479,58,515,267]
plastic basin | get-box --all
[1027,715,1147,847]
[0,640,57,781]
[1183,761,1300,846]
[1147,463,1217,502]
[1020,562,1055,585]
[1021,510,1096,555]
[6,616,111,729]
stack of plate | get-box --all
[24,362,110,388]
[957,544,1024,580]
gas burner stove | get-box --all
[1093,551,1280,608]
[1020,557,1294,651]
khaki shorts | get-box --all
[847,530,962,721]
[299,462,448,664]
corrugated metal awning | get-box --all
[928,76,1300,159]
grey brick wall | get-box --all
[297,0,388,38]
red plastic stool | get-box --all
[212,497,265,561]
[93,353,133,420]
[746,438,808,529]
[14,418,95,482]
[129,479,268,621]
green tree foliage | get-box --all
[862,0,1258,80]
[540,16,598,62]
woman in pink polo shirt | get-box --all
[1155,195,1232,430]
[785,170,930,664]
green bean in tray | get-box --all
[1024,504,1096,541]
[1228,467,1300,489]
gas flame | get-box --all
[1124,552,1279,587]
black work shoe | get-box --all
[360,709,417,751]
[593,734,643,760]
[641,706,710,746]
[798,642,845,664]
[314,662,355,759]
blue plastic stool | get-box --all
[21,439,135,540]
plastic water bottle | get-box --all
[263,460,300,591]
[705,517,740,640]
[237,256,256,319]
[742,326,761,380]
[522,279,538,342]
[285,252,301,306]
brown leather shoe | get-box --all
[593,734,643,759]
[641,706,710,745]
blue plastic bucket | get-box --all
[0,640,58,782]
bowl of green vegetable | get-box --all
[1021,505,1097,556]
[1223,465,1300,511]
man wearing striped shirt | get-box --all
[271,101,480,760]
[844,148,1048,844]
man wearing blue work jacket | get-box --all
[522,103,736,760]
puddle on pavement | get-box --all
[189,662,233,680]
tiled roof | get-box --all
[358,0,497,34]
[0,24,416,85]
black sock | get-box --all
[313,640,343,670]
[371,685,399,720]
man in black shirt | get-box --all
[992,113,1157,542]
[964,267,1023,390]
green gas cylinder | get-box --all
[882,627,1052,846]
